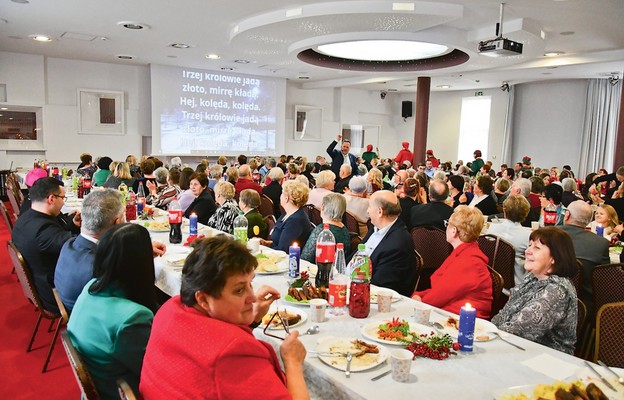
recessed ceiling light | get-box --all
[0,107,8,110]
[317,40,448,61]
[544,51,564,57]
[234,59,251,64]
[206,54,221,60]
[437,85,451,89]
[11,0,30,3]
[29,34,52,42]
[560,31,575,36]
[8,35,23,39]
[169,43,192,49]
[167,55,177,58]
[298,76,310,80]
[117,21,150,30]
[117,55,134,60]
[387,89,398,92]
[221,67,234,71]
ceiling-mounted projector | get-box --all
[479,38,523,57]
[478,3,524,57]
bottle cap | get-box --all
[323,223,330,229]
[337,243,344,249]
[358,243,366,250]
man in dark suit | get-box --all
[356,190,416,297]
[12,178,81,313]
[558,200,610,312]
[410,179,453,231]
[327,134,357,181]
[54,189,124,311]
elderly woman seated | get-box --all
[412,206,493,319]
[145,167,180,210]
[140,237,309,399]
[261,180,312,252]
[486,195,531,287]
[492,227,578,354]
[238,189,269,239]
[207,181,240,234]
[301,193,351,263]
[263,167,285,219]
[307,170,335,209]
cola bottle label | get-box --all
[315,243,335,263]
[168,210,183,224]
[543,210,557,225]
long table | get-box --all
[146,221,624,400]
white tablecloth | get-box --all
[148,222,624,400]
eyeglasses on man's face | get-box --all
[51,194,67,201]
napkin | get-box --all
[520,353,579,380]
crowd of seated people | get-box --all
[8,145,624,397]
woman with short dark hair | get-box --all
[184,172,217,224]
[492,227,578,354]
[67,223,157,398]
[140,237,309,400]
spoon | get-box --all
[301,325,320,335]
[430,322,445,330]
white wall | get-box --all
[0,51,591,174]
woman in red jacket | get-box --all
[412,205,493,319]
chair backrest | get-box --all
[477,234,498,266]
[7,241,41,309]
[349,233,362,256]
[264,215,276,235]
[488,266,505,319]
[60,330,100,400]
[258,194,274,217]
[410,226,452,291]
[0,201,13,232]
[6,187,21,218]
[491,237,515,291]
[569,259,583,298]
[53,288,70,325]
[342,210,360,235]
[576,298,587,354]
[413,250,424,292]
[592,263,624,314]
[594,301,624,367]
[304,204,323,226]
[117,379,137,400]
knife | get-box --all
[371,370,392,381]
[585,360,617,391]
[597,360,624,386]
[345,352,352,378]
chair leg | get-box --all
[42,318,62,373]
[47,318,56,332]
[27,312,43,352]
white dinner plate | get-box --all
[430,312,498,341]
[360,319,434,346]
[492,373,624,400]
[261,306,307,330]
[369,287,402,304]
[316,337,389,372]
[255,252,288,275]
[162,247,192,268]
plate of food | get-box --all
[370,287,402,304]
[255,252,288,274]
[261,306,307,330]
[316,337,389,372]
[137,219,170,232]
[493,378,618,400]
[284,286,327,306]
[361,318,433,346]
[162,247,192,268]
[431,314,498,342]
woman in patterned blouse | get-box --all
[207,181,240,234]
[492,227,578,354]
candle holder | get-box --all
[288,244,301,278]
[458,303,476,352]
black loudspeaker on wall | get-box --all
[402,101,413,118]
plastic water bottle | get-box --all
[168,197,183,244]
[136,182,146,216]
[315,224,336,289]
[348,243,371,318]
[233,211,248,244]
[125,191,136,221]
[329,243,348,316]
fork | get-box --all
[491,331,525,351]
[345,352,353,378]
[597,360,624,386]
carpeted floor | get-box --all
[0,201,79,398]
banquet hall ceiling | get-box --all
[0,0,623,92]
